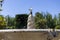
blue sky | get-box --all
[1,0,60,17]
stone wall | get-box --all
[0,31,60,40]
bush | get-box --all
[15,14,28,29]
[55,25,60,29]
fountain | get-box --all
[27,8,35,29]
[0,1,59,39]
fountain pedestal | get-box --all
[27,8,35,29]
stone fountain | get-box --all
[27,8,35,29]
[0,6,59,40]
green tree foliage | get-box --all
[5,15,15,29]
[0,11,60,29]
[58,13,60,25]
[35,12,47,29]
[46,12,53,28]
[15,14,28,29]
[55,13,60,29]
[53,15,57,28]
[0,15,6,29]
[35,12,60,29]
[55,25,60,29]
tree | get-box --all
[53,15,57,28]
[46,12,53,28]
[5,15,15,29]
[35,12,47,29]
[58,13,60,25]
[55,13,60,29]
[0,15,6,29]
[15,14,28,29]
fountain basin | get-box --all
[0,29,60,40]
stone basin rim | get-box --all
[0,29,59,32]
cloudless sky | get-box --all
[1,0,60,17]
